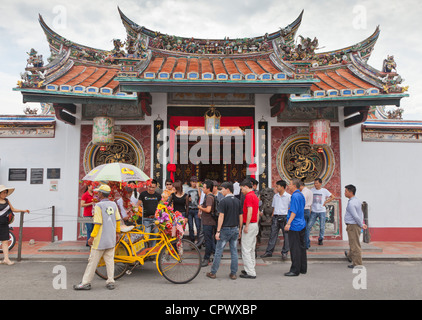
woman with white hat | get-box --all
[0,185,29,265]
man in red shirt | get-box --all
[239,179,259,279]
[81,184,94,246]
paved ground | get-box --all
[7,239,422,262]
[2,239,422,302]
[1,260,421,300]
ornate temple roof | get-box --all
[15,8,408,117]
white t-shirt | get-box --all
[233,182,240,195]
[272,191,291,216]
[301,187,314,210]
[311,187,332,212]
[116,195,138,219]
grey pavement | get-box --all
[1,260,422,300]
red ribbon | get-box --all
[248,163,257,179]
[167,164,177,182]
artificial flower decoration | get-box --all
[154,200,187,252]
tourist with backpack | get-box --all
[206,182,242,280]
[198,180,216,267]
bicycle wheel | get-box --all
[0,231,16,254]
[8,231,16,251]
[95,242,129,280]
[158,239,201,284]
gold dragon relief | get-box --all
[283,141,324,183]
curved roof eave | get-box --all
[38,14,109,55]
[315,26,380,59]
[118,6,304,44]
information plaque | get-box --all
[30,168,44,184]
[8,168,27,181]
[47,168,61,179]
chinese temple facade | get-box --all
[4,8,422,242]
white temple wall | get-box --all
[0,107,82,241]
[339,109,422,241]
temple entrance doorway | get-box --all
[173,127,247,183]
[167,103,255,184]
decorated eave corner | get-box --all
[14,8,409,128]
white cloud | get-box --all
[0,71,40,114]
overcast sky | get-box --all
[1,0,421,119]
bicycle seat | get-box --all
[120,225,135,233]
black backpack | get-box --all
[209,194,220,222]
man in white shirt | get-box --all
[233,180,240,199]
[306,178,334,247]
[299,179,313,249]
[260,180,291,260]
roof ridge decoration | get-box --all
[349,53,408,94]
[118,7,304,56]
[276,26,380,67]
[16,9,408,103]
[39,15,110,63]
[38,14,140,67]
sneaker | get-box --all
[73,283,91,290]
[206,272,216,279]
[106,283,115,290]
[201,259,209,267]
[239,273,256,279]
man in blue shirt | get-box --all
[284,179,307,276]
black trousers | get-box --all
[288,227,307,275]
[265,215,289,254]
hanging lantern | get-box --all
[92,117,115,151]
[309,119,331,153]
[204,107,221,134]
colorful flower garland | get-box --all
[80,180,147,222]
[154,200,187,252]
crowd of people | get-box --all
[73,175,367,289]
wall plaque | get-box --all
[30,168,44,184]
[8,168,27,181]
[47,168,61,179]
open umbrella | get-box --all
[82,163,150,182]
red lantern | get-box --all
[309,119,331,151]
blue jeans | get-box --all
[85,223,94,245]
[306,211,326,248]
[211,227,239,275]
[203,225,216,260]
[143,218,158,246]
[188,208,201,242]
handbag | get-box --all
[8,212,15,224]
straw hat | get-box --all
[0,185,15,197]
